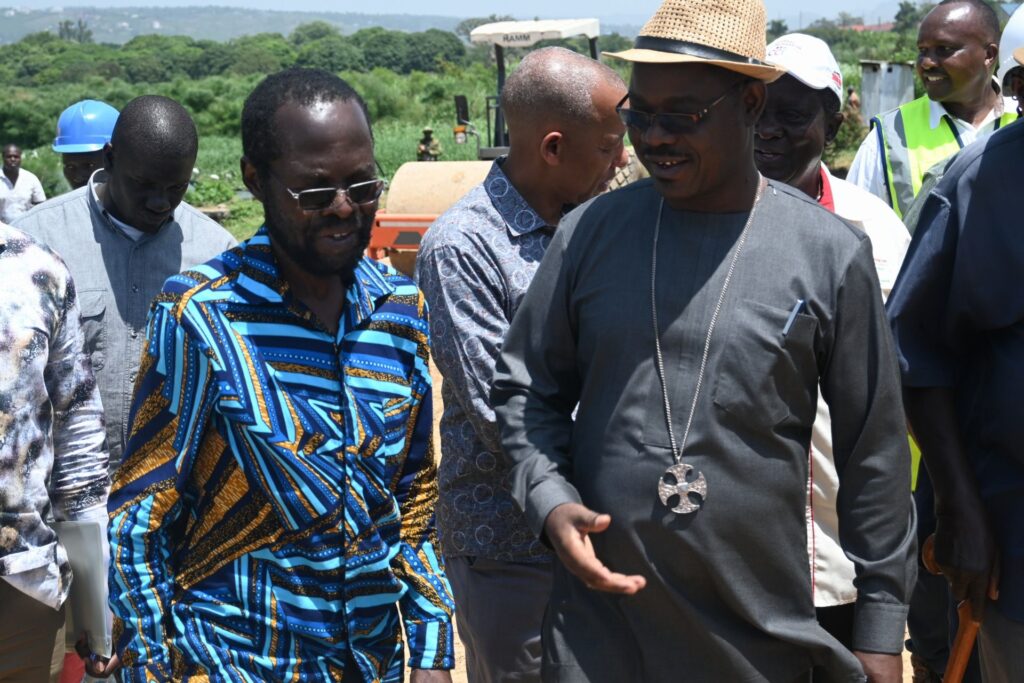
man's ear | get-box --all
[825,111,845,145]
[539,131,564,167]
[102,143,114,173]
[241,156,264,202]
[741,79,768,125]
[984,42,999,69]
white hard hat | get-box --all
[764,33,843,108]
[1000,5,1024,87]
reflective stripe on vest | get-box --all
[872,97,1017,218]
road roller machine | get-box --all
[369,160,491,277]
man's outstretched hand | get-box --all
[543,503,646,594]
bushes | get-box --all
[2,60,496,152]
[297,35,366,72]
[0,23,469,89]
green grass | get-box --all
[221,199,263,241]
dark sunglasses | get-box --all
[271,169,387,212]
[616,81,745,136]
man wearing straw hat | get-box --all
[491,1,916,681]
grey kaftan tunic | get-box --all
[492,179,916,682]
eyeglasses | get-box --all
[271,169,387,212]
[616,81,745,136]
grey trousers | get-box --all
[445,555,554,683]
[979,602,1024,683]
[0,580,66,683]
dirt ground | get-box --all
[418,362,912,683]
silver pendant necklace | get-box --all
[652,177,765,514]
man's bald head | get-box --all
[102,95,199,234]
[110,95,199,163]
[928,0,1000,45]
[497,47,628,219]
[501,47,626,137]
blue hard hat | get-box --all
[52,100,119,153]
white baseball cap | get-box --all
[1000,5,1024,87]
[765,33,843,107]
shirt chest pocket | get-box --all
[712,300,819,430]
[358,384,415,455]
[77,289,107,371]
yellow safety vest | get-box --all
[870,96,1017,219]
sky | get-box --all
[8,1,902,28]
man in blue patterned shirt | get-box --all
[104,69,454,682]
[416,47,627,683]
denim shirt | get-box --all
[889,121,1024,622]
[416,160,553,562]
[14,172,237,469]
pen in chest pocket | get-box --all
[782,299,806,337]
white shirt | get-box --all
[0,168,46,224]
[808,167,911,606]
[846,96,1014,204]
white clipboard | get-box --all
[52,520,112,657]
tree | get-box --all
[767,19,789,42]
[296,35,366,72]
[118,35,203,83]
[58,19,93,44]
[225,33,296,75]
[894,1,935,34]
[290,21,341,47]
[405,29,466,71]
[808,18,838,31]
[189,40,234,79]
[350,27,411,72]
[836,13,864,28]
[454,15,515,41]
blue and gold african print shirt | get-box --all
[108,228,454,682]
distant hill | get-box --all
[0,6,640,44]
[0,6,462,44]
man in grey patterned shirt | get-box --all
[0,223,108,682]
[415,47,628,682]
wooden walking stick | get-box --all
[921,534,999,683]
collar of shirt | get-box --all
[930,94,1014,130]
[86,169,165,242]
[88,176,145,241]
[231,226,397,327]
[484,157,555,237]
[816,165,836,213]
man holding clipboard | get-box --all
[0,222,109,682]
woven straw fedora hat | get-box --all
[606,0,785,82]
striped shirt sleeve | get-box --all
[108,301,215,681]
